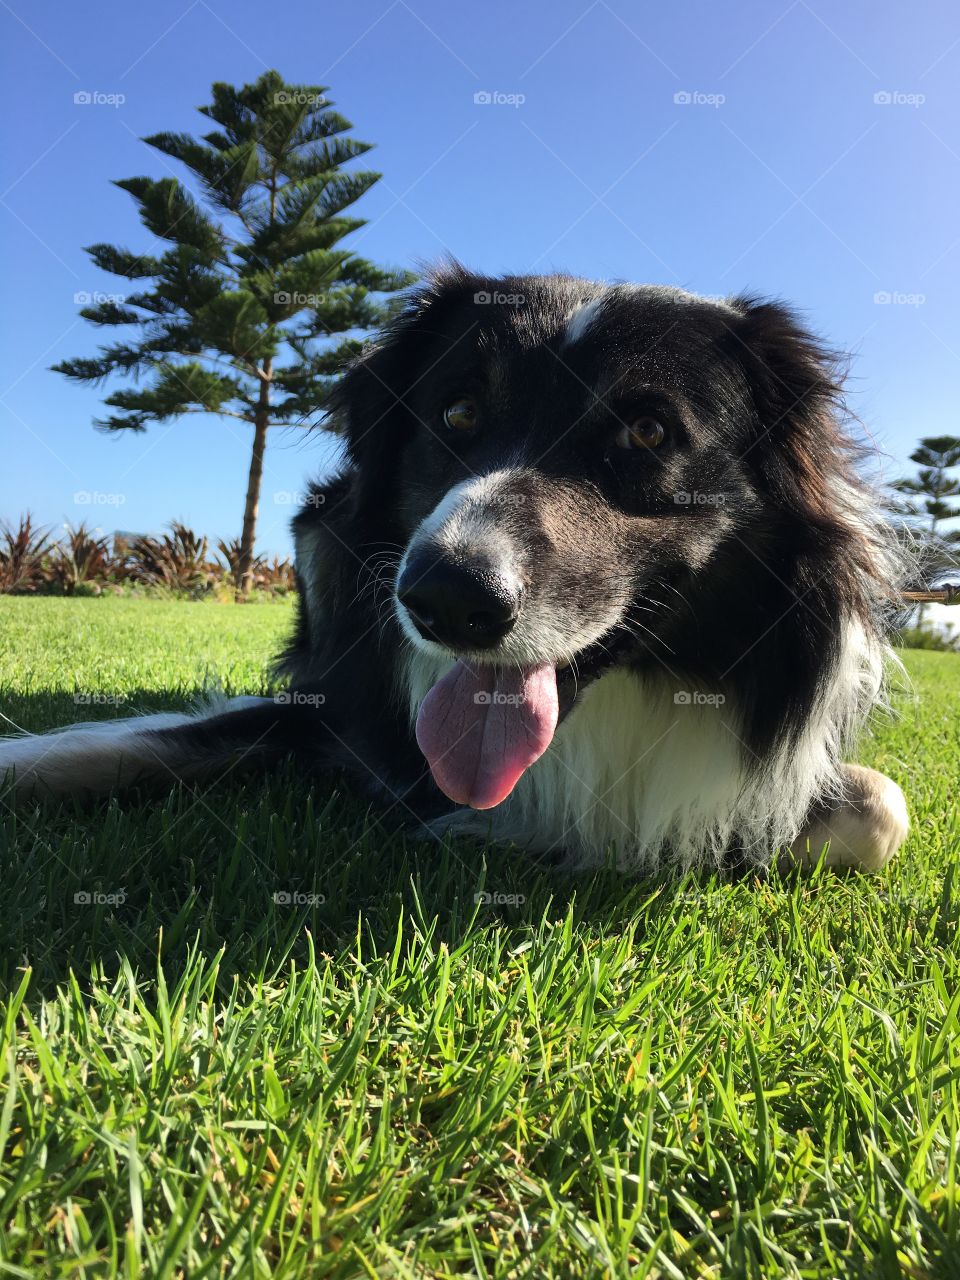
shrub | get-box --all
[0,514,295,599]
[896,625,960,652]
[215,536,264,585]
[49,523,112,595]
[0,514,54,593]
[216,538,294,594]
[261,556,296,592]
[127,523,214,593]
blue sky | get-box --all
[2,0,958,558]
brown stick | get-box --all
[901,588,960,605]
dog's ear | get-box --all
[325,297,429,485]
[728,296,850,522]
[729,297,892,627]
[325,263,475,509]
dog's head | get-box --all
[329,266,888,810]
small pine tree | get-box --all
[890,434,960,622]
[54,71,414,594]
[891,435,960,551]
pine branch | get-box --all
[85,243,162,278]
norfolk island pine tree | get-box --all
[53,71,415,595]
[890,435,960,624]
[891,435,960,559]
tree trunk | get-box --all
[238,363,271,597]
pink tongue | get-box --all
[415,660,559,810]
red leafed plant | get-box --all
[126,523,214,592]
[49,523,113,595]
[0,514,54,593]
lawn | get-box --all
[0,596,958,1279]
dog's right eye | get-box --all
[613,416,667,451]
[443,398,480,432]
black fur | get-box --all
[276,268,891,776]
[4,266,900,855]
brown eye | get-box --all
[443,397,479,432]
[614,416,666,450]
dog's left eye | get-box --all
[443,398,480,432]
[614,417,666,450]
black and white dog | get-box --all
[1,267,910,872]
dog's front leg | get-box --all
[785,764,909,872]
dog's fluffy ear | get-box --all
[728,296,850,522]
[728,296,897,624]
[324,298,428,482]
[325,263,474,507]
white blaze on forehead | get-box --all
[563,297,605,347]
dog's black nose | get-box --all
[397,555,521,650]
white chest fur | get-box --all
[401,653,753,870]
[399,622,878,871]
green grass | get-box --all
[0,596,958,1279]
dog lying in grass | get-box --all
[0,267,910,872]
